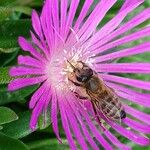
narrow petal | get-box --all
[96,63,150,74]
[66,0,94,45]
[74,100,114,150]
[18,37,44,60]
[18,55,44,68]
[94,42,150,62]
[91,26,150,53]
[40,0,54,52]
[102,74,150,90]
[60,0,68,37]
[65,99,89,150]
[29,81,49,109]
[71,106,99,150]
[59,96,77,150]
[8,76,46,91]
[107,120,150,146]
[32,10,43,39]
[119,0,144,11]
[124,105,150,125]
[64,0,80,38]
[30,88,50,130]
[66,96,106,150]
[104,130,131,150]
[74,0,94,30]
[51,92,61,143]
[9,66,44,77]
[123,117,150,134]
[30,31,49,57]
[89,0,142,47]
[51,0,59,33]
[90,8,150,53]
[106,82,150,107]
[78,0,116,42]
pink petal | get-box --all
[90,8,150,53]
[32,10,43,39]
[123,117,150,134]
[101,74,150,90]
[74,0,94,30]
[78,0,116,43]
[104,130,131,150]
[71,107,99,150]
[30,88,50,130]
[91,26,150,53]
[29,81,49,109]
[18,55,44,68]
[124,105,150,125]
[30,31,49,57]
[96,63,150,74]
[66,0,94,45]
[40,1,54,51]
[65,99,89,150]
[106,82,150,107]
[60,0,68,38]
[119,0,144,11]
[59,96,77,150]
[75,100,114,150]
[89,0,142,47]
[8,76,46,91]
[18,37,43,60]
[51,0,59,33]
[9,66,44,77]
[107,120,150,146]
[64,0,80,39]
[51,92,61,143]
[94,42,150,63]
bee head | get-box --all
[67,60,93,83]
[74,66,93,83]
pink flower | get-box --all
[8,0,150,149]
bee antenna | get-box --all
[67,60,76,70]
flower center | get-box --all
[45,46,95,93]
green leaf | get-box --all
[0,19,31,49]
[27,138,69,150]
[0,47,19,53]
[0,132,29,150]
[0,67,13,84]
[2,111,34,139]
[0,107,18,125]
[0,6,13,21]
[38,110,51,130]
[0,5,32,20]
[0,85,39,105]
[0,50,19,67]
[13,6,32,16]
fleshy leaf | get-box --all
[0,67,13,84]
[0,85,39,105]
[0,107,18,125]
[0,132,29,150]
[1,111,35,139]
[27,138,69,150]
[0,19,31,49]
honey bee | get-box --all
[67,60,126,122]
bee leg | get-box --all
[74,92,88,99]
[68,79,82,87]
[91,102,106,131]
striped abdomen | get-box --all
[95,90,126,121]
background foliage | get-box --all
[0,0,150,149]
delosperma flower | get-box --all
[8,0,150,149]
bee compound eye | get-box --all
[76,75,88,82]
